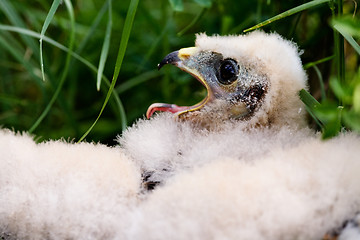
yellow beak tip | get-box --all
[178,47,198,60]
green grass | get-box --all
[243,0,331,32]
[39,0,61,82]
[78,0,138,142]
[29,0,75,134]
[96,0,112,91]
[0,0,359,143]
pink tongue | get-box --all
[146,103,189,119]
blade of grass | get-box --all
[331,0,345,105]
[244,0,330,32]
[116,70,163,94]
[97,0,112,91]
[177,7,207,36]
[332,23,360,55]
[229,14,255,34]
[256,0,263,23]
[0,94,28,106]
[0,0,40,60]
[303,55,334,69]
[70,0,109,112]
[0,34,44,85]
[169,0,184,12]
[329,77,347,102]
[354,84,360,113]
[1,5,80,135]
[337,0,345,86]
[29,0,75,133]
[0,24,126,125]
[136,21,170,73]
[312,65,327,101]
[0,25,115,90]
[78,0,139,142]
[299,89,321,109]
[288,12,302,37]
[341,33,360,54]
[0,24,94,71]
[299,89,323,128]
[194,0,212,8]
[343,110,360,132]
[0,23,126,131]
[331,17,360,38]
[321,106,343,139]
[39,0,61,82]
[76,1,109,55]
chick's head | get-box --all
[147,32,308,129]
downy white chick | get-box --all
[120,31,310,188]
[120,31,360,239]
[1,31,360,240]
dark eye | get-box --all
[218,59,239,85]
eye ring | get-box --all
[218,58,239,85]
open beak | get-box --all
[146,47,213,119]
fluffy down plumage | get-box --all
[0,129,140,239]
[127,131,360,240]
[1,31,360,240]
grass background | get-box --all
[0,0,359,144]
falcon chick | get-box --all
[1,31,360,240]
[120,32,360,239]
[122,31,310,188]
